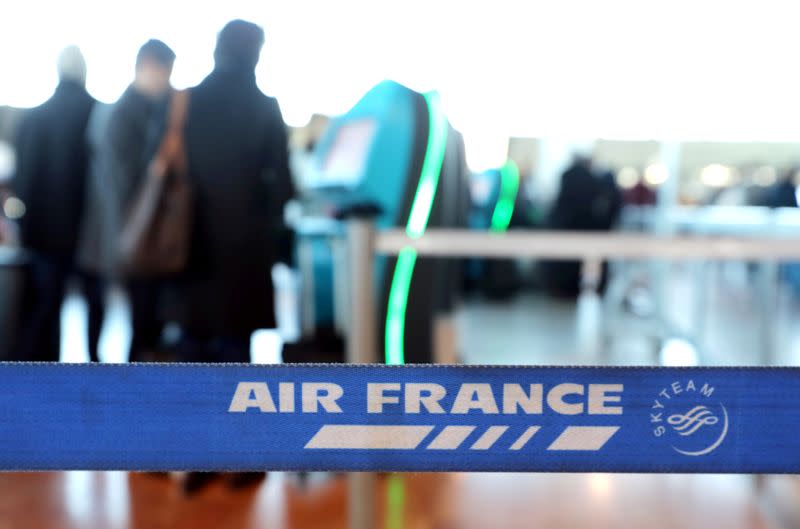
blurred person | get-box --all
[623,174,657,206]
[85,39,176,362]
[590,166,623,231]
[767,168,800,298]
[167,19,295,493]
[541,155,622,297]
[768,168,799,208]
[74,101,114,362]
[11,46,97,361]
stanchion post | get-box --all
[346,218,377,529]
[577,258,603,361]
[757,260,779,366]
[347,219,376,364]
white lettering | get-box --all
[701,383,715,398]
[547,383,584,415]
[502,384,543,414]
[279,383,295,413]
[368,383,401,413]
[228,382,276,413]
[302,383,343,413]
[451,384,499,414]
[406,384,446,413]
[588,384,623,415]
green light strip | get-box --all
[490,159,520,232]
[386,474,405,529]
[406,92,450,239]
[385,247,416,365]
[385,91,449,365]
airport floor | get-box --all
[0,471,796,529]
[3,261,800,528]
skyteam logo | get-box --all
[650,380,729,456]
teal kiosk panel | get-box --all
[306,80,467,364]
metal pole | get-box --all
[691,260,709,363]
[297,239,316,337]
[346,219,377,529]
[347,219,377,364]
[577,258,603,361]
[757,260,779,366]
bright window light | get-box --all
[2,1,800,139]
[700,164,733,188]
[251,329,283,364]
[644,163,668,186]
[659,338,699,367]
[616,166,639,189]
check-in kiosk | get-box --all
[294,80,468,364]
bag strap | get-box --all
[167,90,189,137]
[152,90,190,177]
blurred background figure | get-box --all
[768,167,799,209]
[11,46,96,361]
[167,19,295,493]
[74,100,115,362]
[541,154,622,297]
[85,39,176,362]
[623,169,657,206]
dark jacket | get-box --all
[77,87,169,275]
[13,81,95,259]
[543,162,622,297]
[169,67,295,336]
[548,162,622,232]
[768,180,798,209]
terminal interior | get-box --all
[2,2,800,528]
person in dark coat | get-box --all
[113,40,175,362]
[172,20,295,363]
[541,156,622,297]
[80,39,176,362]
[12,46,97,361]
[170,19,294,493]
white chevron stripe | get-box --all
[509,426,541,450]
[470,426,509,450]
[427,426,476,450]
[547,426,619,451]
[304,425,434,449]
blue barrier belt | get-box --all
[1,363,797,473]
